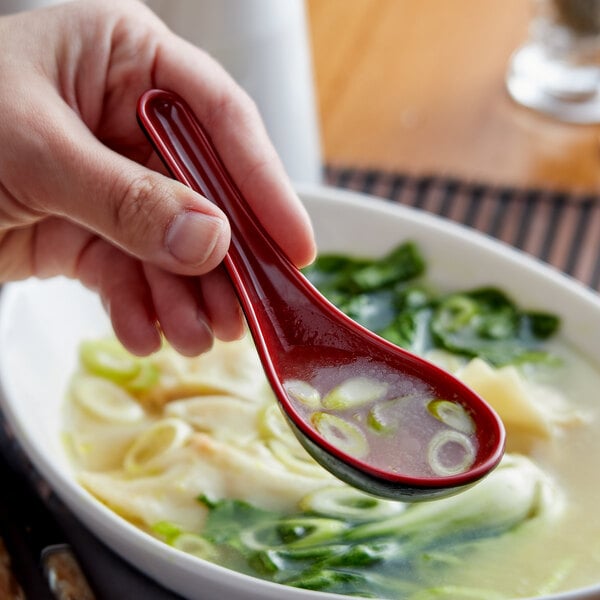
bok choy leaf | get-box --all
[153,455,561,599]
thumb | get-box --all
[11,99,230,276]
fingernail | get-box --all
[165,211,224,266]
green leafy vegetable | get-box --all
[198,494,275,548]
[303,243,560,367]
[430,288,560,365]
[154,457,559,599]
[348,242,426,292]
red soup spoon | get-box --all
[137,89,505,501]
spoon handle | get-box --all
[138,90,278,270]
[137,89,328,352]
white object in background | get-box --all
[145,0,322,185]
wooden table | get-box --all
[306,0,600,194]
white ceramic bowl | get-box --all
[1,185,599,600]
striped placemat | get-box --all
[325,166,600,292]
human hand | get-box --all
[0,0,316,356]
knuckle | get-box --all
[207,83,261,131]
[113,173,168,242]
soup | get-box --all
[285,368,478,478]
[62,242,600,599]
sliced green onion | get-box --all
[284,379,321,408]
[427,430,476,476]
[71,375,145,423]
[435,295,478,332]
[299,486,406,520]
[124,361,160,393]
[258,403,293,442]
[267,439,329,479]
[152,521,183,544]
[277,517,348,548]
[311,412,369,458]
[367,395,414,434]
[172,533,218,561]
[428,399,476,434]
[254,544,343,566]
[79,338,141,383]
[240,516,346,551]
[239,521,286,550]
[321,377,388,410]
[124,417,192,473]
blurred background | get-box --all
[4,0,600,193]
[306,0,600,192]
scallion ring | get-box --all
[427,429,476,476]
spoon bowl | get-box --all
[137,89,505,500]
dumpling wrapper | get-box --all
[458,358,582,438]
[79,433,338,532]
